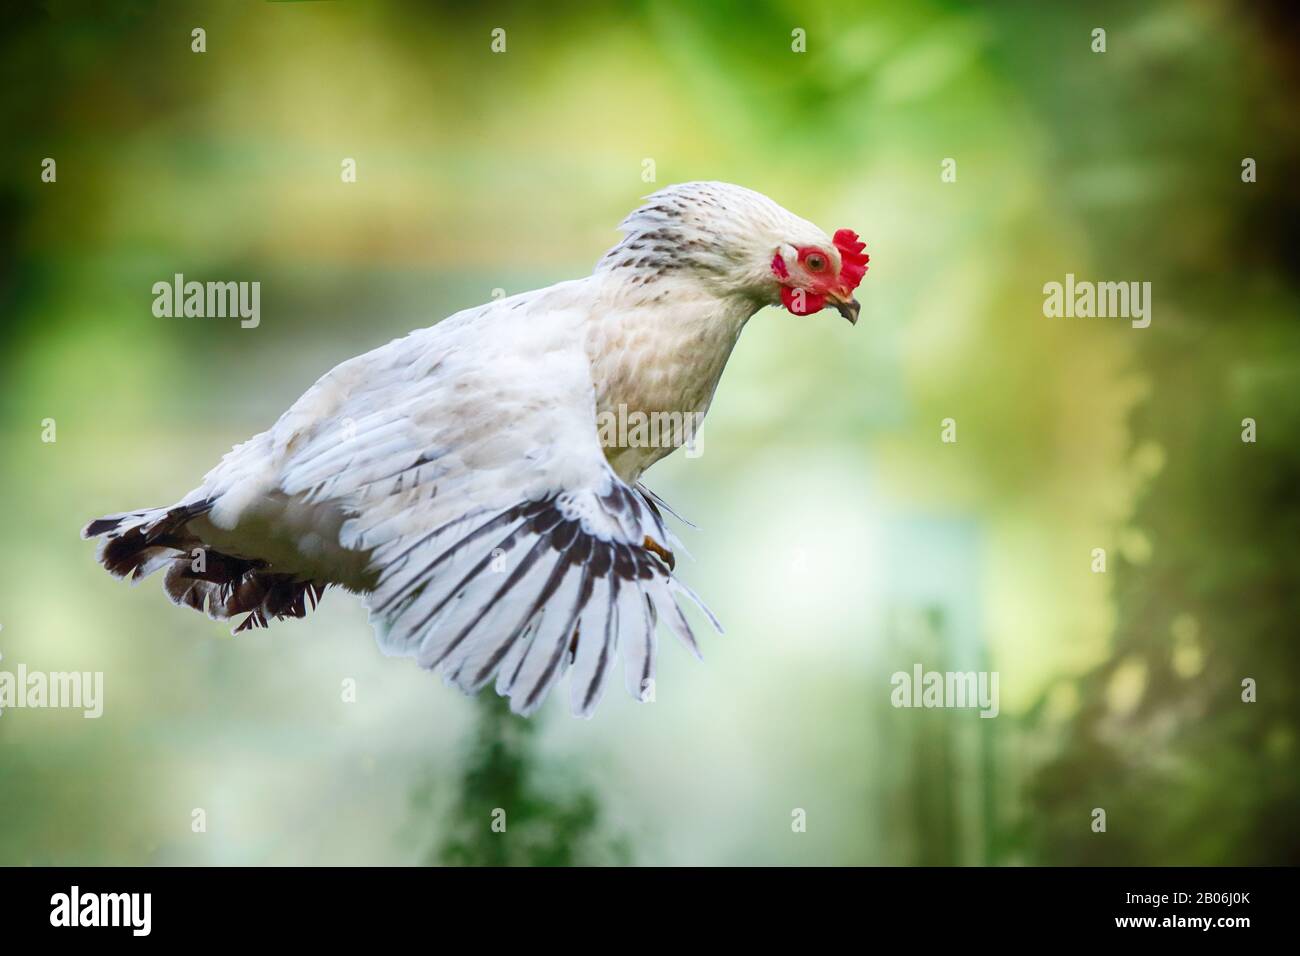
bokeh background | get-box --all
[2,0,1297,865]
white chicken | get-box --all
[84,182,869,716]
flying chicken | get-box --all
[83,182,869,716]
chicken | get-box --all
[83,182,869,716]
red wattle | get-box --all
[781,286,826,316]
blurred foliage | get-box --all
[415,696,631,866]
[0,0,1296,865]
[998,0,1300,865]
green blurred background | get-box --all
[1,0,1297,865]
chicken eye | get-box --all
[804,252,827,272]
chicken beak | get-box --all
[831,295,861,325]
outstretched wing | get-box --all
[365,475,719,718]
[273,292,720,717]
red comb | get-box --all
[833,229,869,291]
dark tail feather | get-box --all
[84,499,328,633]
[83,515,128,537]
[84,500,215,579]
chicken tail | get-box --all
[82,500,327,633]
